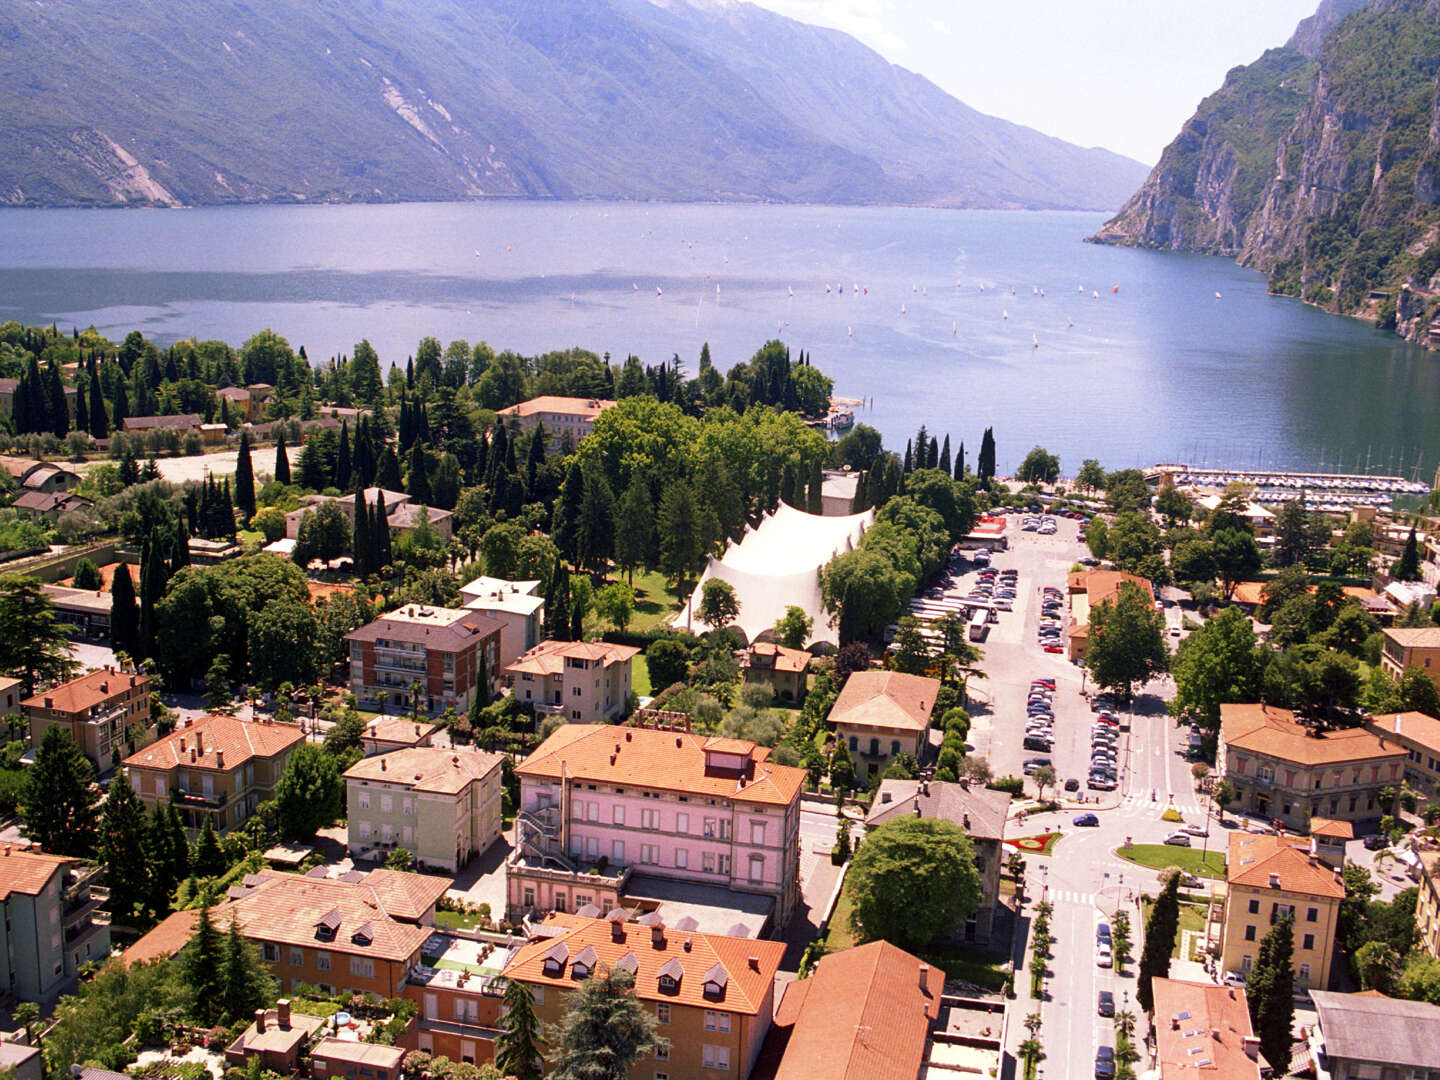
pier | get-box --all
[1147,464,1429,511]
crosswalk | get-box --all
[1117,794,1206,817]
[1046,889,1096,906]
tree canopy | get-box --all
[844,817,983,950]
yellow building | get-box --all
[1380,627,1440,685]
[1065,569,1154,661]
[1365,710,1440,799]
[1416,851,1440,959]
[1217,832,1344,992]
[503,912,785,1080]
[828,670,939,780]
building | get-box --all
[360,716,440,757]
[504,639,638,724]
[1306,818,1352,869]
[818,470,858,516]
[122,413,202,435]
[216,386,258,421]
[503,911,786,1080]
[1065,569,1154,661]
[345,606,502,716]
[1149,978,1261,1080]
[0,385,75,422]
[741,643,811,704]
[11,490,87,523]
[1366,710,1440,798]
[1381,626,1440,686]
[24,667,151,773]
[1414,850,1440,958]
[343,747,505,872]
[0,1036,42,1080]
[458,576,545,669]
[760,941,947,1080]
[827,670,940,781]
[1194,493,1276,537]
[400,931,506,1064]
[1308,990,1440,1080]
[1218,703,1406,831]
[17,463,81,494]
[122,715,306,834]
[1216,831,1344,991]
[40,584,111,640]
[0,677,23,720]
[865,780,1010,942]
[510,723,805,926]
[494,395,616,448]
[284,487,454,546]
[311,1040,407,1080]
[0,850,110,1002]
[224,1000,325,1073]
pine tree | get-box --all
[167,802,190,881]
[144,803,176,916]
[1248,914,1295,1074]
[577,465,616,574]
[903,439,913,474]
[194,814,226,877]
[352,489,370,577]
[496,978,544,1080]
[21,726,98,857]
[1137,871,1181,1013]
[234,430,257,521]
[977,427,996,484]
[274,434,291,485]
[614,475,654,584]
[955,441,966,481]
[552,460,585,566]
[407,444,432,505]
[657,483,703,592]
[806,459,824,515]
[1396,526,1422,581]
[183,902,226,1023]
[376,446,402,492]
[549,967,662,1080]
[335,421,352,491]
[374,490,392,567]
[220,914,274,1025]
[74,375,88,436]
[99,773,151,919]
[939,435,951,476]
[545,567,573,641]
[88,362,108,437]
[110,563,140,657]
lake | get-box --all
[0,201,1435,479]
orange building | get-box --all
[1150,978,1261,1080]
[24,667,151,773]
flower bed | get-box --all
[1005,832,1062,856]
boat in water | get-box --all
[828,406,856,431]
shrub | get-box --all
[989,775,1024,796]
[1161,807,1183,822]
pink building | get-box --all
[509,723,805,929]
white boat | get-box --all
[1002,310,1008,320]
[829,407,855,431]
[901,303,907,316]
[1092,290,1099,300]
[788,286,794,297]
[1032,334,1039,348]
[1067,316,1074,327]
[1215,291,1222,300]
[952,320,958,336]
[656,286,663,296]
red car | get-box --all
[1044,644,1063,653]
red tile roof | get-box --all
[1152,978,1260,1080]
[1226,832,1345,898]
[1221,704,1406,767]
[504,639,639,677]
[828,670,939,734]
[748,642,811,674]
[516,724,805,808]
[344,747,504,795]
[495,396,616,421]
[771,941,944,1080]
[123,715,304,773]
[124,909,200,966]
[503,913,783,1015]
[0,849,71,901]
[22,668,148,717]
[1367,711,1440,756]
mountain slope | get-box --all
[0,0,1146,210]
[1093,0,1440,348]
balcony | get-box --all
[63,888,107,928]
[174,788,227,808]
[65,910,110,947]
[532,701,565,717]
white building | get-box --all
[459,576,546,669]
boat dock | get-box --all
[1147,463,1429,510]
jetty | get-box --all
[1148,463,1429,511]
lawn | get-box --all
[1141,898,1209,959]
[626,569,688,633]
[435,909,483,931]
[823,886,1009,990]
[631,656,653,699]
[1116,844,1226,879]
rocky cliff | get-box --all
[1093,0,1440,349]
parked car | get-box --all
[1096,922,1111,944]
[1223,971,1247,988]
[1022,757,1052,774]
[1064,778,1080,792]
[1095,943,1113,968]
[1363,833,1389,851]
[1179,824,1210,837]
[1073,813,1100,827]
[1163,832,1192,847]
[1097,990,1114,1017]
[1095,1046,1116,1079]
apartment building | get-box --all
[828,670,939,781]
[1218,703,1406,832]
[0,849,110,1002]
[866,780,1010,943]
[1216,832,1344,991]
[24,667,151,773]
[122,715,305,834]
[503,912,785,1080]
[360,717,440,757]
[510,723,805,926]
[401,932,506,1066]
[1414,850,1440,959]
[459,576,545,669]
[0,677,23,721]
[504,639,638,725]
[343,747,505,873]
[494,396,616,449]
[1309,991,1440,1080]
[1380,626,1440,686]
[1366,710,1440,798]
[741,643,810,704]
[1150,978,1261,1080]
[345,606,502,717]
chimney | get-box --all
[963,813,971,830]
[189,749,196,764]
[1212,1028,1221,1041]
[380,759,386,771]
[414,725,421,736]
[216,751,224,770]
[254,1008,266,1034]
[611,921,626,943]
[881,792,892,804]
[918,963,930,989]
[1170,1016,1180,1031]
[625,731,632,742]
[651,923,666,947]
[748,956,760,972]
[1243,1036,1260,1060]
[1268,872,1281,888]
[683,937,692,952]
[180,737,186,753]
[277,999,291,1028]
[99,682,108,693]
[195,731,204,756]
[43,698,52,709]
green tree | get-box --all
[845,817,983,950]
[248,598,320,689]
[1016,446,1059,484]
[1154,484,1194,527]
[593,583,636,633]
[234,430,257,521]
[548,967,663,1080]
[274,434,291,485]
[1086,582,1169,698]
[183,901,226,1023]
[1354,940,1401,993]
[829,739,856,793]
[613,474,655,583]
[774,606,814,649]
[98,772,151,919]
[273,742,344,839]
[1168,606,1264,732]
[1212,528,1263,600]
[220,913,275,1024]
[110,562,140,657]
[1395,525,1422,581]
[551,460,585,567]
[193,814,227,877]
[645,639,691,690]
[890,616,933,675]
[22,726,97,856]
[976,427,996,484]
[494,978,544,1080]
[204,653,233,710]
[71,558,102,591]
[576,464,616,574]
[292,501,351,566]
[1248,914,1295,1075]
[1137,872,1180,1013]
[697,579,740,632]
[658,483,705,591]
[1399,954,1440,1003]
[0,575,79,695]
[324,709,369,759]
[1076,459,1106,491]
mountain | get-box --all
[1092,0,1440,348]
[0,0,1146,211]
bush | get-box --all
[989,775,1025,796]
[1161,807,1184,822]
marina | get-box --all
[1148,464,1431,511]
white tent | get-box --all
[675,502,874,646]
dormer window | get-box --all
[314,907,342,942]
[571,945,597,980]
[657,957,684,994]
[542,942,569,978]
[701,962,729,1000]
[350,922,374,946]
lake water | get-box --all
[0,201,1436,479]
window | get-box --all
[155,776,167,798]
[849,736,857,751]
[642,809,660,830]
[704,1010,731,1033]
[891,740,901,757]
[317,952,331,971]
[358,790,370,809]
[640,844,659,865]
[750,821,766,846]
[533,986,543,1005]
[587,802,599,822]
[1306,907,1318,922]
[1298,962,1311,983]
[703,853,716,874]
[1243,925,1256,942]
[1302,934,1315,951]
[612,840,626,863]
[704,818,717,838]
[358,821,372,838]
[380,794,393,813]
[702,1045,731,1070]
[572,686,582,698]
[718,819,731,840]
[613,805,626,826]
[1247,899,1259,915]
[263,943,279,962]
[718,854,731,875]
[869,738,879,756]
[675,849,688,869]
[403,798,414,816]
[677,813,689,834]
[1258,764,1273,782]
[656,1003,670,1024]
[290,948,304,967]
[350,957,375,978]
[748,853,765,885]
[655,1043,670,1061]
[1241,954,1253,972]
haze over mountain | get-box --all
[1093,0,1440,348]
[0,0,1146,211]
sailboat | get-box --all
[848,326,853,338]
[1078,285,1085,294]
[1032,334,1039,349]
[633,282,639,291]
[825,284,831,294]
[1215,291,1222,300]
[1067,316,1074,328]
[1092,290,1099,300]
[656,286,663,297]
[979,284,986,292]
[788,286,794,298]
[900,303,907,316]
[1002,310,1008,320]
[1112,284,1120,294]
[952,321,958,336]
[1032,286,1039,296]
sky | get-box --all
[750,0,1320,164]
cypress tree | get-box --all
[552,460,585,565]
[495,970,543,1080]
[74,375,89,436]
[110,563,140,657]
[407,444,432,506]
[88,360,108,437]
[614,474,655,585]
[806,460,824,515]
[955,441,966,481]
[138,528,169,659]
[779,464,797,508]
[144,803,176,916]
[545,566,572,641]
[352,416,374,488]
[274,434,291,485]
[902,439,913,474]
[938,435,951,477]
[977,427,996,484]
[525,422,546,498]
[352,489,370,577]
[235,431,257,520]
[576,465,615,574]
[486,421,510,491]
[111,378,128,429]
[170,515,190,574]
[335,421,352,491]
[183,902,226,1021]
[851,470,870,514]
[376,446,402,492]
[1248,914,1295,1075]
[1137,871,1181,1013]
[167,802,190,881]
[99,773,151,919]
[1396,526,1422,581]
[375,490,392,567]
[45,360,68,437]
